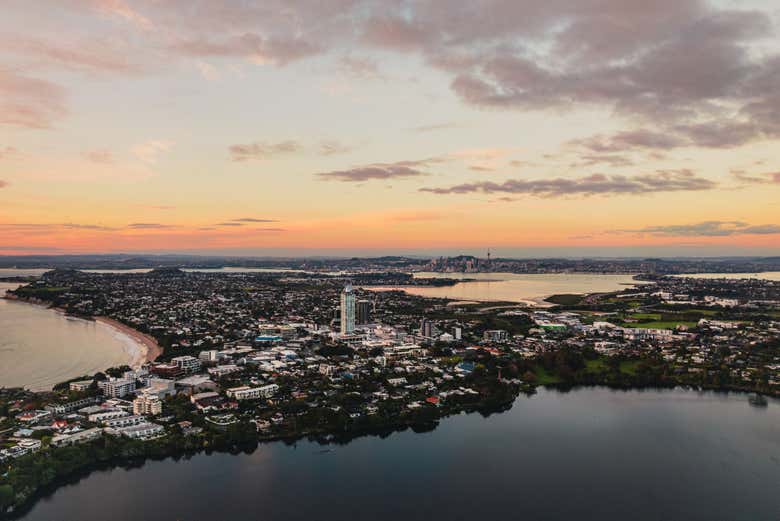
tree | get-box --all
[0,484,14,511]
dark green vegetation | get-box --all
[544,294,584,306]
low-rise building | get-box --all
[226,384,279,400]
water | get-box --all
[16,387,780,521]
[0,269,49,278]
[674,272,780,281]
[369,272,641,304]
[0,283,139,391]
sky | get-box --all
[1,0,779,258]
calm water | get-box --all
[0,283,137,391]
[370,272,641,304]
[17,387,780,521]
[675,272,780,281]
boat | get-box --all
[748,393,768,407]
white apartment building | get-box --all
[171,356,202,374]
[100,378,136,398]
[226,384,279,400]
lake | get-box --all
[369,272,641,304]
[15,387,780,521]
[0,283,140,391]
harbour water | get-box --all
[15,387,780,521]
[0,283,141,391]
[674,272,780,281]
[370,272,641,304]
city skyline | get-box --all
[1,0,779,256]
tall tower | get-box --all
[340,283,356,335]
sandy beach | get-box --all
[96,317,163,366]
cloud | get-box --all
[0,68,67,128]
[338,56,381,79]
[0,222,117,232]
[573,154,635,168]
[618,221,780,237]
[132,140,173,164]
[731,170,780,185]
[172,34,320,66]
[319,140,352,156]
[317,158,442,182]
[3,35,143,74]
[572,130,690,153]
[61,223,117,231]
[229,140,301,161]
[421,170,716,197]
[89,0,153,29]
[84,149,113,164]
[216,222,245,227]
[127,223,174,229]
[231,218,279,223]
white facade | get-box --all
[171,356,202,374]
[100,378,136,398]
[226,384,279,400]
[119,422,165,439]
[340,283,356,335]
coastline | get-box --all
[2,290,161,368]
[95,317,162,365]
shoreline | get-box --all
[2,291,162,367]
[95,317,162,365]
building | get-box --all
[226,384,279,400]
[88,409,129,423]
[420,319,434,338]
[133,394,163,416]
[199,350,221,362]
[142,378,176,399]
[340,283,356,335]
[68,380,93,392]
[51,427,103,448]
[45,397,98,415]
[100,378,136,398]
[483,329,510,342]
[149,363,184,379]
[103,414,146,428]
[171,355,202,375]
[356,299,372,325]
[118,422,165,439]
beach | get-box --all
[95,317,163,366]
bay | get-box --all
[0,283,140,391]
[369,272,641,304]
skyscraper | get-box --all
[356,299,371,325]
[340,283,356,335]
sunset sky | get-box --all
[1,0,779,257]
